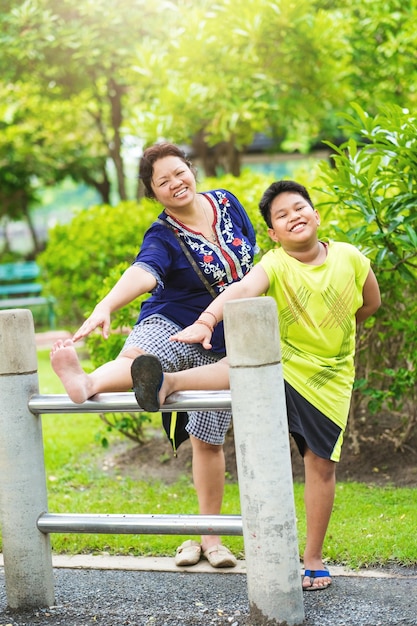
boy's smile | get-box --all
[267,191,320,248]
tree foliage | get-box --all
[3,0,416,217]
[128,0,352,170]
[344,0,417,113]
[0,0,180,205]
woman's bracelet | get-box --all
[199,310,218,327]
[195,319,214,333]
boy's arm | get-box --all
[356,268,381,324]
[171,264,270,349]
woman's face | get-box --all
[151,156,196,210]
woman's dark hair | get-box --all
[139,142,197,199]
[259,180,314,228]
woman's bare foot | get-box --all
[50,339,94,403]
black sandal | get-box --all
[131,354,163,412]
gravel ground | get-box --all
[1,565,417,626]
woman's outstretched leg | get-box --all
[50,339,139,403]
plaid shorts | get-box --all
[121,315,232,445]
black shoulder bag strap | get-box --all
[157,217,219,455]
[157,218,217,299]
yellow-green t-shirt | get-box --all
[259,241,370,430]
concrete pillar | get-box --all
[0,309,54,608]
[224,297,304,626]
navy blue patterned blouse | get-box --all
[133,189,257,354]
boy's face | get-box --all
[267,191,320,248]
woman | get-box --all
[50,142,257,568]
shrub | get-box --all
[38,172,276,445]
[318,103,417,450]
[37,199,157,327]
[38,145,416,452]
[38,199,159,446]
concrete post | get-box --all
[0,309,55,608]
[224,297,304,626]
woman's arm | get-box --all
[356,268,381,324]
[73,265,157,341]
[171,264,270,349]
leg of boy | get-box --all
[159,357,230,405]
[302,448,335,590]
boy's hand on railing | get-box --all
[170,322,213,350]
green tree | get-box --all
[128,0,352,174]
[2,0,416,214]
[345,0,417,114]
[0,0,180,200]
[0,79,111,254]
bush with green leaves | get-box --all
[39,199,159,444]
[85,265,152,447]
[38,171,277,445]
[318,103,417,450]
[38,145,416,452]
[37,199,158,327]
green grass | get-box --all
[2,348,416,568]
[37,348,243,558]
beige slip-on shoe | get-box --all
[174,540,202,566]
[202,544,237,568]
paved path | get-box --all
[1,556,416,625]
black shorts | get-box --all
[285,381,343,461]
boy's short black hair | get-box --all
[259,180,314,228]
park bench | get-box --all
[0,260,56,329]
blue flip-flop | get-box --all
[131,354,163,412]
[303,569,332,591]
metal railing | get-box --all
[28,389,231,413]
[29,389,241,539]
[37,512,242,536]
[29,387,238,537]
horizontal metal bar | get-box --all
[28,390,231,414]
[37,513,242,536]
